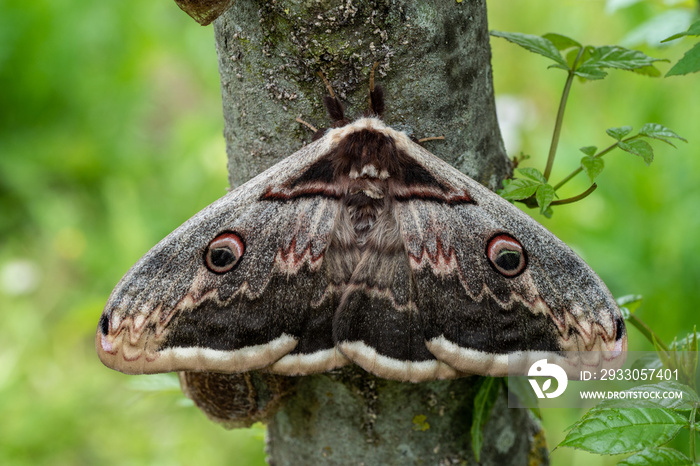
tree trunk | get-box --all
[207,0,548,463]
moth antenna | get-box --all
[317,70,347,126]
[317,71,335,98]
[296,116,326,140]
[367,62,385,118]
[369,62,379,94]
[295,117,318,133]
[417,135,446,143]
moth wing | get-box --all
[332,233,461,383]
[396,144,627,376]
[97,138,349,375]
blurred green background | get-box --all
[0,0,697,464]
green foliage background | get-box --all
[0,1,697,464]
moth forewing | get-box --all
[98,104,626,383]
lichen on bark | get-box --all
[214,0,510,190]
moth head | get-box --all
[486,233,527,278]
[204,231,245,274]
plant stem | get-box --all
[552,134,641,192]
[550,184,597,205]
[627,314,670,352]
[551,142,614,191]
[543,47,585,181]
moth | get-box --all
[96,76,627,383]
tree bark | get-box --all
[207,0,548,464]
[214,0,509,191]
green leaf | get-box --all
[536,184,555,214]
[631,353,663,372]
[585,46,666,72]
[616,294,643,313]
[471,378,501,461]
[581,156,604,183]
[666,41,700,77]
[619,139,654,165]
[573,64,608,80]
[671,331,700,350]
[517,167,547,183]
[499,178,541,201]
[619,305,630,320]
[662,19,700,42]
[606,126,634,140]
[594,382,699,412]
[564,48,584,69]
[617,447,693,466]
[559,405,687,454]
[653,334,674,371]
[579,146,597,157]
[490,31,567,67]
[632,65,662,78]
[639,123,687,147]
[541,33,581,51]
[506,377,541,419]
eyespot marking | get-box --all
[205,232,245,274]
[486,233,527,278]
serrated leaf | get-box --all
[606,126,634,140]
[542,33,582,51]
[471,378,501,461]
[574,64,608,80]
[499,178,540,201]
[671,331,700,350]
[548,63,571,72]
[666,41,700,77]
[622,10,695,48]
[517,167,547,183]
[490,31,567,67]
[662,19,700,42]
[639,123,687,147]
[559,405,687,454]
[584,46,667,72]
[631,353,663,372]
[616,294,643,313]
[579,146,597,156]
[581,156,604,183]
[618,447,693,466]
[593,382,699,412]
[536,184,555,214]
[632,65,661,77]
[619,139,654,165]
[496,178,512,199]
